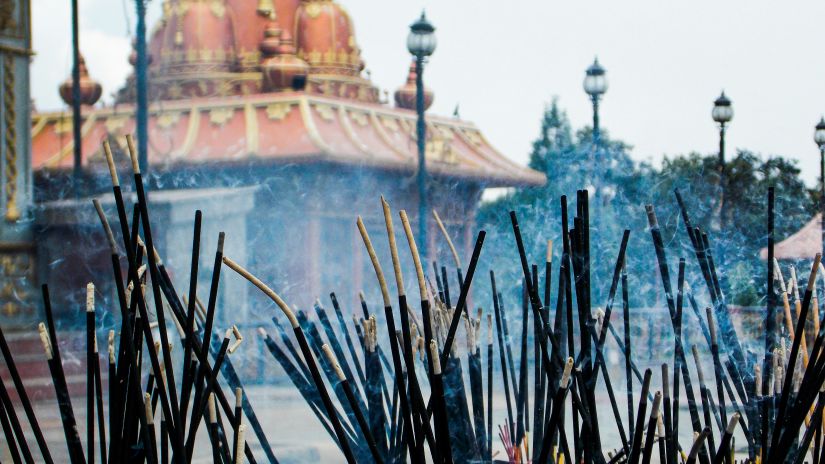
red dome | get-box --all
[294,0,361,77]
[394,60,433,110]
[59,55,102,107]
[157,0,237,75]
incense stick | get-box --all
[223,256,356,463]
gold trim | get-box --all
[104,114,130,133]
[244,102,259,155]
[3,54,17,221]
[156,111,181,130]
[0,44,33,57]
[208,107,234,126]
[176,106,200,158]
[30,115,48,138]
[338,106,369,155]
[313,103,336,122]
[265,102,292,120]
[44,113,97,168]
[299,96,331,155]
[369,109,407,160]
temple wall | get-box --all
[30,164,483,333]
[0,0,34,326]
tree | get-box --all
[478,100,816,308]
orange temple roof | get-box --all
[32,0,544,187]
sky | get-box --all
[30,0,825,185]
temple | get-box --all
[24,0,543,321]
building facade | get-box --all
[28,0,544,323]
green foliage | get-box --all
[479,100,816,307]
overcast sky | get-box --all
[31,0,825,185]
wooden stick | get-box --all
[432,209,461,269]
[356,215,417,460]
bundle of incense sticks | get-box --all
[2,135,825,464]
[0,136,279,464]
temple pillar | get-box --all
[0,0,34,326]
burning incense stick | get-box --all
[40,321,86,463]
[222,256,356,463]
[322,344,384,464]
[0,324,51,463]
[432,209,462,270]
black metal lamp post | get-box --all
[407,11,436,261]
[814,117,825,258]
[136,0,149,174]
[712,91,734,170]
[711,91,733,230]
[583,58,608,145]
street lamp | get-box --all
[583,58,608,145]
[712,91,733,170]
[407,11,436,261]
[814,117,825,257]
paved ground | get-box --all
[0,379,756,463]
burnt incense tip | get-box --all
[217,232,226,253]
[101,140,120,186]
[691,345,705,382]
[726,413,740,434]
[235,424,247,464]
[322,344,346,381]
[92,199,119,255]
[208,393,217,424]
[38,322,52,360]
[429,340,442,375]
[358,291,365,303]
[86,282,95,312]
[144,392,153,425]
[257,327,267,338]
[125,134,140,174]
[705,307,717,344]
[235,387,243,408]
[108,330,115,363]
[561,357,573,387]
[546,239,553,263]
[807,254,822,291]
[645,205,658,228]
[651,391,662,416]
[657,414,665,437]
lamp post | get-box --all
[814,117,825,258]
[407,11,436,261]
[583,58,608,146]
[711,91,733,229]
[712,91,733,170]
[135,0,149,174]
[71,0,81,196]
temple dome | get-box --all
[157,0,236,74]
[295,0,362,77]
[395,60,433,110]
[58,54,102,107]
